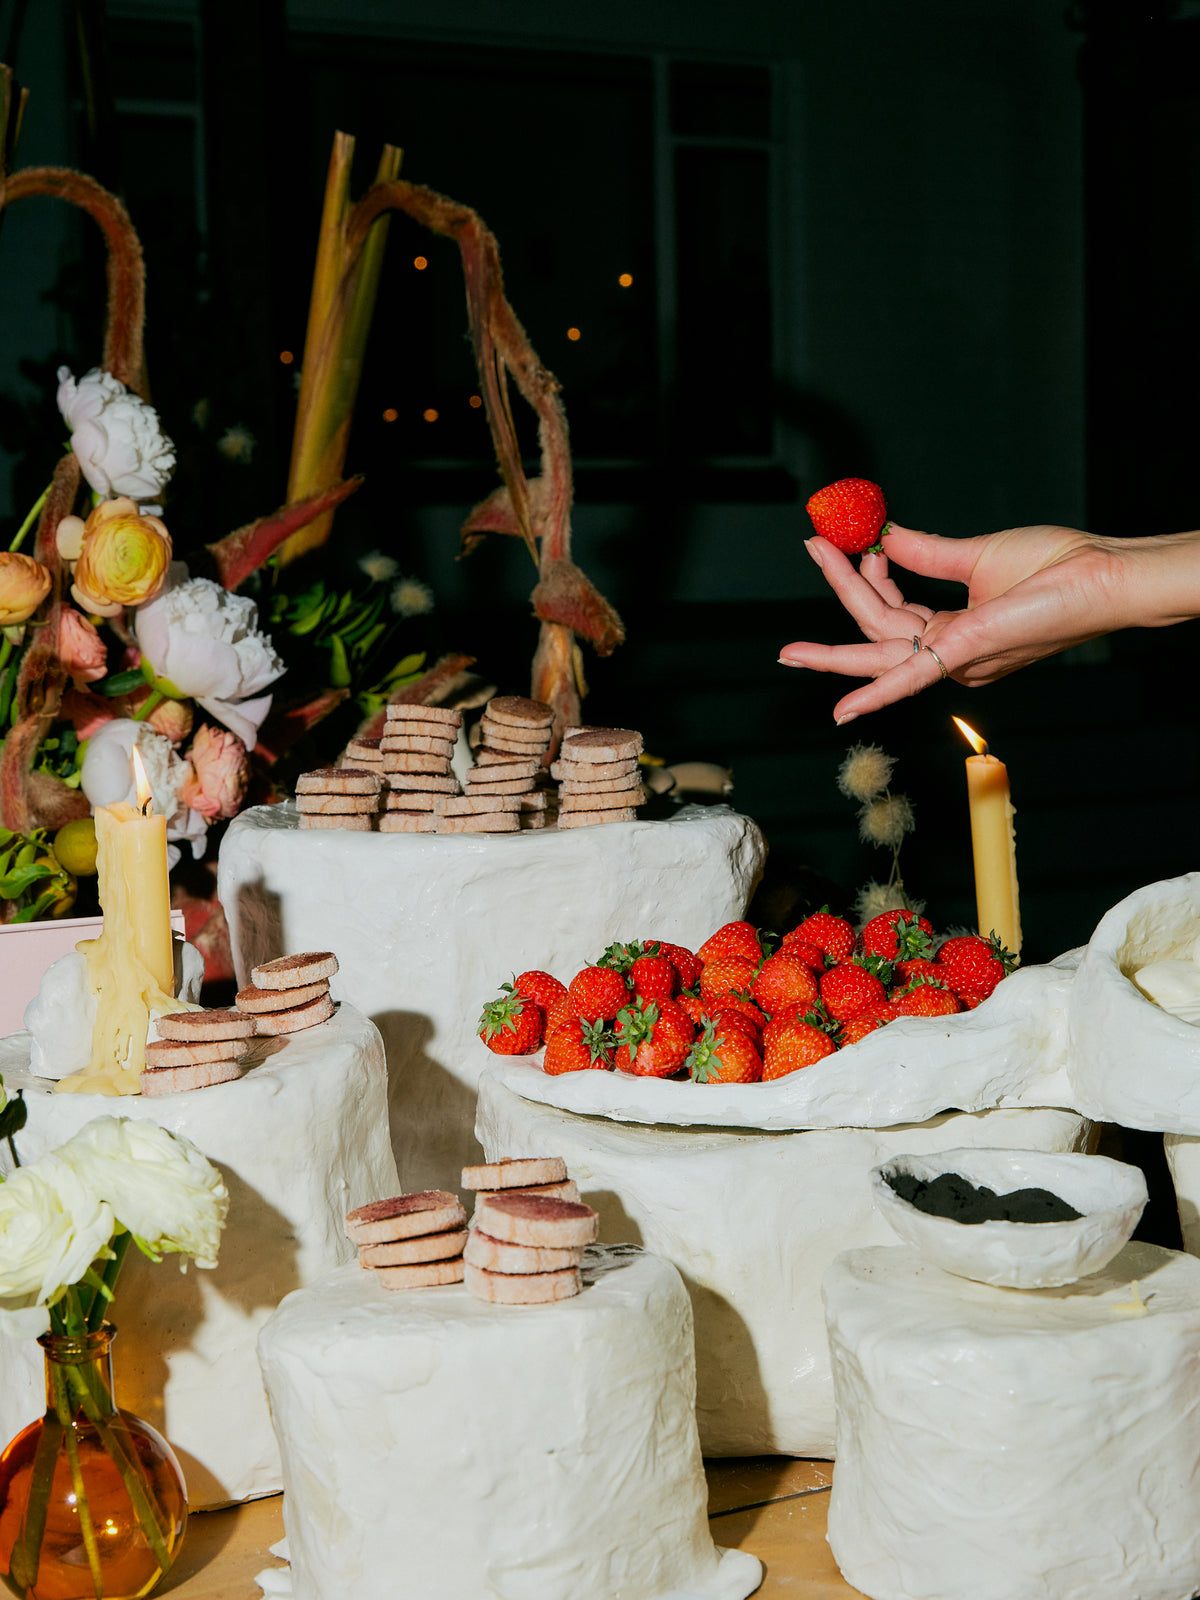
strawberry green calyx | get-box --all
[854,951,895,985]
[615,998,659,1045]
[985,931,1020,974]
[579,1016,616,1065]
[597,939,661,973]
[478,991,529,1040]
[686,1020,723,1084]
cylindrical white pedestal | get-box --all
[476,1068,1092,1455]
[218,803,765,1190]
[824,1241,1200,1600]
[0,1007,397,1508]
[257,1249,762,1600]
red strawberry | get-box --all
[677,992,709,1029]
[649,940,703,992]
[629,953,677,1002]
[697,921,763,965]
[819,958,888,1022]
[858,910,934,963]
[839,1004,897,1046]
[699,955,759,1002]
[544,992,574,1037]
[752,953,820,1015]
[957,989,987,1011]
[934,933,1015,1000]
[805,477,888,555]
[568,965,630,1022]
[709,1007,763,1045]
[762,1019,836,1080]
[790,911,855,966]
[894,983,961,1018]
[762,1003,830,1050]
[893,957,941,989]
[543,1016,615,1076]
[687,1019,763,1085]
[514,970,568,1013]
[613,998,695,1077]
[777,936,827,973]
[477,990,544,1055]
[708,993,766,1034]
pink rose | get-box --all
[180,724,248,820]
[58,607,108,686]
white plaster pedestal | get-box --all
[475,1067,1092,1456]
[219,802,765,1190]
[0,1005,397,1508]
[824,1242,1200,1600]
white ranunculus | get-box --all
[134,568,284,749]
[0,1160,115,1337]
[56,366,176,503]
[57,1118,228,1268]
[80,718,209,866]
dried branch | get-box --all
[207,476,363,590]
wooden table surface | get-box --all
[156,1458,862,1598]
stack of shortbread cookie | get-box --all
[550,727,646,828]
[236,951,338,1034]
[141,1008,256,1096]
[462,1156,580,1217]
[450,696,557,835]
[380,704,464,833]
[465,1193,599,1304]
[340,735,386,777]
[296,767,382,830]
[345,1190,468,1290]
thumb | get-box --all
[882,524,986,585]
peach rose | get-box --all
[72,498,171,616]
[180,724,248,820]
[0,552,51,628]
[58,608,108,685]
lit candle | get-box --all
[953,717,1021,956]
[62,748,178,1096]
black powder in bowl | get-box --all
[887,1170,1083,1225]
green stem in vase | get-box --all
[8,1410,64,1594]
[86,1233,130,1333]
[68,1364,172,1571]
[53,1364,104,1599]
[8,484,50,554]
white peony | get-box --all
[56,366,177,503]
[0,1160,115,1337]
[80,718,208,866]
[57,1118,228,1269]
[134,568,284,749]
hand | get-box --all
[778,522,1122,722]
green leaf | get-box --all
[101,668,146,697]
[387,652,426,681]
[328,633,352,688]
[0,1087,27,1143]
[0,863,53,897]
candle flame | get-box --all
[131,746,154,814]
[953,716,988,756]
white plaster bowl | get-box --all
[870,1147,1147,1288]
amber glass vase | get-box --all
[0,1326,187,1599]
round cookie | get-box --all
[437,813,519,834]
[485,696,554,729]
[456,779,534,797]
[345,1192,466,1246]
[372,1258,466,1291]
[464,1261,582,1304]
[140,1059,245,1097]
[144,1036,247,1068]
[382,752,455,775]
[299,814,373,831]
[252,993,336,1035]
[462,1156,568,1190]
[475,1193,598,1249]
[464,1231,583,1275]
[559,788,646,812]
[550,757,640,783]
[359,1229,469,1267]
[297,794,379,814]
[156,1008,257,1043]
[237,979,329,1013]
[253,952,339,990]
[464,758,541,782]
[472,1179,580,1205]
[558,771,643,795]
[380,734,457,756]
[378,812,439,833]
[384,703,462,727]
[440,795,522,815]
[559,729,642,764]
[297,767,382,795]
[557,808,638,829]
[383,774,460,796]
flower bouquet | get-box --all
[0,1098,228,1598]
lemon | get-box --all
[53,818,98,876]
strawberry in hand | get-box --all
[805,477,889,555]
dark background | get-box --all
[1,0,1199,963]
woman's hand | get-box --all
[778,523,1127,723]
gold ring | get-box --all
[922,644,949,681]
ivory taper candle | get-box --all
[953,717,1021,955]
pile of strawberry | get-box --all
[476,910,1016,1086]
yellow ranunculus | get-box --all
[0,552,51,627]
[72,497,171,613]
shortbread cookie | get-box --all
[344,737,385,763]
[373,1258,466,1291]
[381,752,454,775]
[297,793,379,814]
[462,1156,568,1190]
[464,1261,582,1304]
[380,733,457,756]
[559,788,646,813]
[384,703,462,727]
[359,1229,469,1267]
[378,811,439,833]
[458,778,535,796]
[140,1058,244,1097]
[516,791,551,810]
[299,814,373,831]
[383,774,460,795]
[144,1036,246,1068]
[559,729,642,763]
[558,771,643,795]
[557,807,638,829]
[252,993,336,1034]
[253,952,340,990]
[473,1179,580,1205]
[485,696,554,729]
[296,767,382,795]
[439,795,522,815]
[236,979,329,1013]
[475,1194,599,1249]
[475,746,543,766]
[345,1191,466,1246]
[480,727,550,753]
[156,1008,257,1043]
[464,757,541,782]
[464,1231,584,1274]
[550,757,640,782]
[377,790,440,811]
[436,813,519,834]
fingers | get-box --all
[804,538,928,641]
[778,638,913,677]
[882,524,986,585]
[859,550,935,620]
[831,648,949,723]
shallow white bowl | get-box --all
[870,1147,1148,1288]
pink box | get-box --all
[0,910,186,1036]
